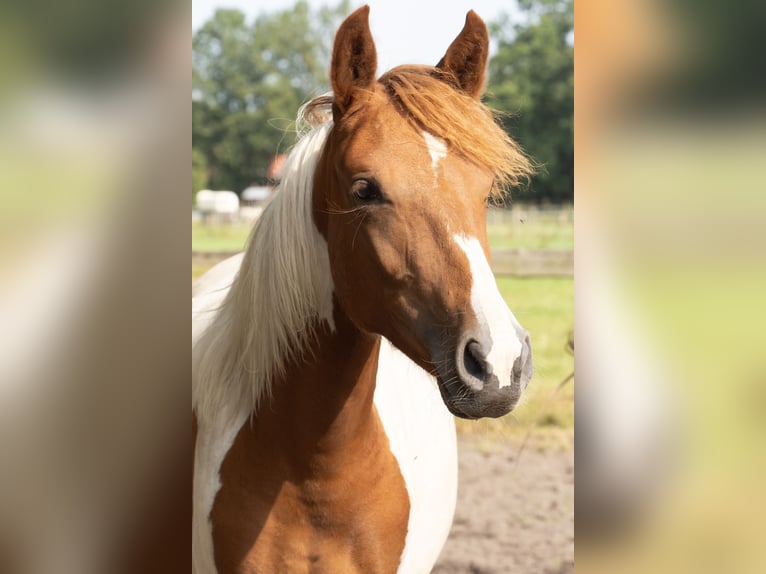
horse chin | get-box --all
[434,372,517,420]
[436,382,479,420]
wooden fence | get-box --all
[490,248,572,277]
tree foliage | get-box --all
[486,0,573,203]
[192,1,349,192]
[192,147,209,201]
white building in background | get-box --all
[241,186,271,204]
[195,189,240,223]
[195,189,216,214]
[193,154,286,224]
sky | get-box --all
[192,0,520,73]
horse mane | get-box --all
[378,65,534,194]
[193,100,335,421]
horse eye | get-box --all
[351,179,382,202]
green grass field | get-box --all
[494,278,573,430]
[192,222,253,252]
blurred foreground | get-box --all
[0,1,190,572]
[577,0,766,572]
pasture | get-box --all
[192,208,573,440]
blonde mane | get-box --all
[379,65,534,194]
[193,100,334,421]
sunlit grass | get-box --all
[192,222,252,252]
[486,205,573,250]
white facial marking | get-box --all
[454,234,523,388]
[422,131,447,179]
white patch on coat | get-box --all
[193,407,249,574]
[192,256,249,574]
[374,338,458,574]
[453,235,523,388]
[191,235,334,573]
[421,131,447,178]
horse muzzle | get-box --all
[433,330,533,419]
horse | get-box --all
[192,6,534,573]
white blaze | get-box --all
[454,234,523,388]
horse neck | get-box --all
[236,133,385,471]
[253,306,384,471]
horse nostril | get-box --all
[512,334,533,388]
[463,340,489,380]
[512,354,523,380]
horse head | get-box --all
[312,6,534,419]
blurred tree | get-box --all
[192,1,350,192]
[487,0,573,203]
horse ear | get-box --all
[436,11,489,99]
[331,6,377,118]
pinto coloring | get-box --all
[193,6,534,573]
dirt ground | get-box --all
[433,436,574,574]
